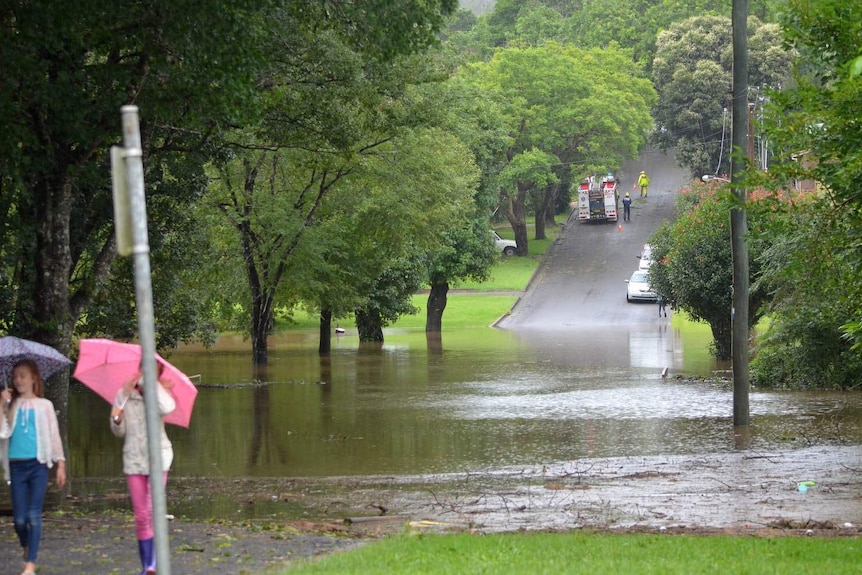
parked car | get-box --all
[492,230,517,256]
[638,243,653,270]
[625,269,657,302]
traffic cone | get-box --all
[618,223,622,231]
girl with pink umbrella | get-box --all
[110,362,176,575]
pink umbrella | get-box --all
[73,338,198,428]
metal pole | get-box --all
[121,105,172,574]
[731,0,750,427]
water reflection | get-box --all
[65,327,862,486]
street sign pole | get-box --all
[115,105,172,574]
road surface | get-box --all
[498,148,691,331]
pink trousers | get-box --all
[127,473,168,540]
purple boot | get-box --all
[138,538,156,574]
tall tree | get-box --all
[0,0,275,429]
[463,43,655,253]
[651,15,792,176]
[0,0,458,423]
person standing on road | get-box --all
[0,359,67,575]
[110,362,175,575]
[638,170,650,198]
[622,192,632,221]
[657,294,668,317]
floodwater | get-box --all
[67,325,862,484]
[58,148,862,527]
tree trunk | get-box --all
[534,201,547,241]
[319,308,332,355]
[710,317,732,360]
[544,182,559,227]
[251,292,273,365]
[319,355,333,390]
[503,185,530,256]
[32,175,75,441]
[355,308,384,342]
[426,331,443,355]
[425,282,448,333]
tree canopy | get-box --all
[648,184,769,359]
[747,0,862,387]
[0,0,459,422]
[651,15,792,176]
[462,42,656,252]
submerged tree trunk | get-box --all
[250,292,273,365]
[319,308,332,355]
[425,282,448,333]
[355,308,384,342]
[426,331,443,354]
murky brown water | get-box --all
[67,325,862,485]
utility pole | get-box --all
[731,0,750,426]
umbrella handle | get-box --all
[111,393,130,424]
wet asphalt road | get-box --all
[499,148,690,331]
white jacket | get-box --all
[110,382,175,475]
[0,397,66,481]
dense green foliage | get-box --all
[748,197,862,388]
[651,15,792,176]
[747,0,862,388]
[462,42,655,253]
[648,183,769,359]
[450,0,781,67]
[0,0,275,352]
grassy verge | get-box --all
[275,222,556,331]
[387,295,517,329]
[282,532,862,574]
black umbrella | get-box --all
[0,336,72,388]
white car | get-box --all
[492,231,517,256]
[638,243,653,270]
[625,269,657,302]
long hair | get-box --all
[12,359,44,398]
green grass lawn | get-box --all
[388,294,517,329]
[457,253,541,292]
[275,222,556,331]
[283,531,862,574]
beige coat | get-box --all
[110,382,175,475]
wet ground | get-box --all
[165,446,861,535]
[6,416,862,574]
[3,444,860,574]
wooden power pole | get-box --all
[731,0,750,426]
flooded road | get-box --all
[66,327,862,482]
[62,326,862,530]
[57,149,862,530]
